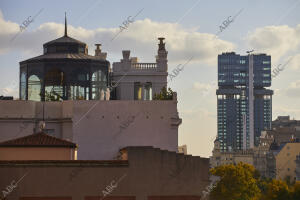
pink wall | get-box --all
[0,99,181,160]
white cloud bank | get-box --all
[0,9,235,65]
[247,24,300,64]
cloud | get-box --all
[0,9,235,65]
[273,106,300,119]
[288,53,300,70]
[285,80,300,98]
[192,82,217,97]
[247,24,300,63]
[0,79,19,97]
[181,107,216,120]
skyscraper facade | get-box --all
[216,52,273,151]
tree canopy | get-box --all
[153,87,173,100]
[209,162,300,200]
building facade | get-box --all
[18,18,167,102]
[211,123,300,180]
[273,142,300,181]
[0,146,210,200]
[272,115,300,130]
[296,154,300,181]
[0,17,183,161]
[0,132,77,160]
[19,19,110,102]
[216,52,273,151]
[178,144,187,155]
[111,38,168,100]
[0,99,181,160]
[210,139,254,168]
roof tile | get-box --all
[0,133,77,148]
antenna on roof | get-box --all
[246,50,254,54]
[38,102,46,133]
[64,12,68,37]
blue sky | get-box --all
[1,0,300,157]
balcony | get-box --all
[131,63,157,70]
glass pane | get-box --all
[28,75,41,101]
[69,85,87,100]
[45,69,65,101]
[134,82,142,100]
[91,70,107,100]
[143,83,152,100]
[20,72,27,100]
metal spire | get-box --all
[64,12,67,36]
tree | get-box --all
[290,181,300,200]
[209,162,261,200]
[260,179,291,200]
[153,87,173,100]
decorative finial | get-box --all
[158,37,166,51]
[64,12,68,36]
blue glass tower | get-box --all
[216,52,273,151]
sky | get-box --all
[0,0,300,157]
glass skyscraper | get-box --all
[216,52,273,151]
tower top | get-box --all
[158,37,166,51]
[64,12,68,37]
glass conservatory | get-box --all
[19,18,109,101]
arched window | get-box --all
[91,70,107,100]
[28,75,41,101]
[20,72,27,100]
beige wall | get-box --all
[210,149,254,168]
[0,147,76,160]
[275,143,300,180]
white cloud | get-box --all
[288,53,300,70]
[192,82,217,97]
[0,10,235,65]
[247,25,300,63]
[273,106,300,119]
[285,80,300,98]
[0,79,19,97]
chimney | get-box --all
[158,37,166,51]
[156,37,168,72]
[95,44,107,59]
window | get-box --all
[79,47,85,53]
[134,82,142,100]
[28,75,41,101]
[45,69,65,101]
[143,82,152,100]
[20,72,27,100]
[91,70,107,100]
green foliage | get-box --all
[153,87,174,100]
[260,179,290,200]
[209,162,300,200]
[209,162,261,200]
[291,181,300,200]
[45,91,60,101]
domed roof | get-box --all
[42,13,87,54]
[44,35,86,46]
